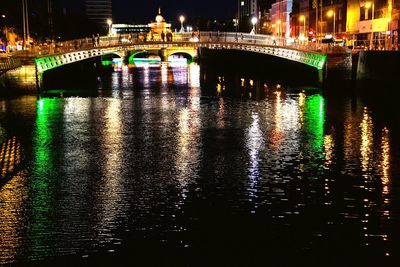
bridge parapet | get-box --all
[0,57,22,74]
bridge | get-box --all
[34,32,339,89]
[0,57,22,75]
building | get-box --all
[269,0,293,37]
[291,0,347,40]
[85,0,112,29]
[347,0,397,49]
[239,0,259,31]
[111,24,151,35]
[148,9,172,36]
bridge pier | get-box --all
[159,48,168,62]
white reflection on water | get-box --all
[188,64,200,88]
[172,65,188,86]
[61,98,94,245]
[96,98,124,236]
[161,63,168,87]
[176,86,201,198]
[246,112,263,209]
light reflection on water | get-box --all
[0,63,399,265]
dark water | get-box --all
[0,63,400,266]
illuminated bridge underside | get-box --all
[35,42,326,86]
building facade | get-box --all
[85,0,112,28]
[269,0,293,37]
[239,0,259,31]
[347,0,398,48]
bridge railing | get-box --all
[30,31,349,58]
[0,57,22,72]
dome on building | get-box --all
[155,8,164,23]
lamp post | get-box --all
[21,0,30,50]
[0,15,5,46]
[107,18,112,36]
[277,20,282,39]
[365,1,374,49]
[179,15,185,32]
[299,15,305,39]
[327,9,335,36]
[251,17,257,34]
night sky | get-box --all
[112,0,237,22]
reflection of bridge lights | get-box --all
[161,63,168,86]
[381,127,390,196]
[324,134,334,166]
[0,136,22,179]
[188,64,200,88]
[360,107,373,175]
[246,112,263,209]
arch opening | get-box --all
[101,53,122,68]
[167,52,193,64]
[128,51,161,65]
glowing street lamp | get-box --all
[179,15,185,32]
[251,17,258,34]
[107,18,112,36]
[326,9,335,36]
[299,15,305,38]
[276,20,282,38]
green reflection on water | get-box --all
[28,98,63,260]
[304,94,325,152]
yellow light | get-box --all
[276,20,281,25]
[299,15,305,22]
[327,10,334,17]
[365,2,372,9]
[179,15,185,23]
[107,18,112,26]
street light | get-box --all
[179,15,185,32]
[107,18,112,36]
[327,9,335,36]
[276,20,282,38]
[251,17,257,34]
[299,15,305,39]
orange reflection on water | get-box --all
[324,134,334,167]
[360,107,373,176]
[0,137,22,179]
[381,127,390,196]
[0,137,26,265]
[270,91,284,149]
[298,92,306,129]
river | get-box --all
[0,62,399,266]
